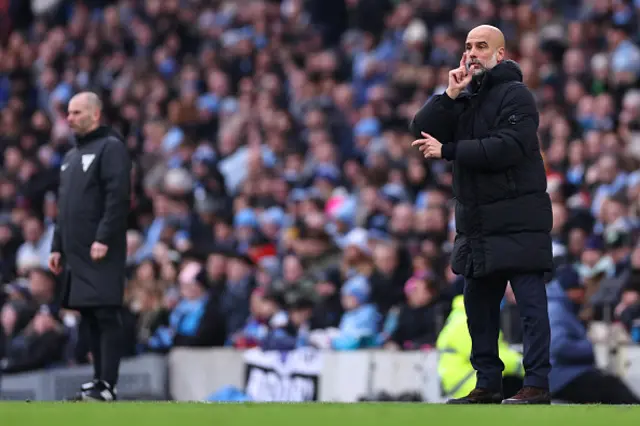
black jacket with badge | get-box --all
[52,126,131,308]
[410,60,552,278]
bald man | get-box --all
[49,92,131,401]
[410,26,552,404]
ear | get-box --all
[496,46,506,62]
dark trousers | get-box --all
[464,272,551,392]
[553,370,640,404]
[79,307,123,388]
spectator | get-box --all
[615,244,640,336]
[0,305,67,374]
[220,251,256,337]
[547,265,640,404]
[0,0,638,384]
[310,269,344,330]
[262,291,314,351]
[369,240,412,316]
[15,216,51,273]
[232,287,286,349]
[384,273,443,351]
[331,274,380,350]
[146,261,226,352]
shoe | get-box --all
[502,387,551,405]
[81,379,99,393]
[446,388,504,404]
[81,381,117,402]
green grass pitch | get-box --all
[1,402,639,425]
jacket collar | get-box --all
[74,125,111,146]
[461,59,524,98]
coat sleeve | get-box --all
[441,84,539,171]
[409,93,464,142]
[95,139,131,245]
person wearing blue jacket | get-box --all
[331,275,380,350]
[547,265,639,404]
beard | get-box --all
[467,51,499,77]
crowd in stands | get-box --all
[1,0,640,379]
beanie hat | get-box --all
[341,274,370,304]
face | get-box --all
[465,27,505,76]
[136,261,156,281]
[373,245,397,274]
[315,281,336,297]
[206,254,226,279]
[33,312,56,334]
[406,279,431,307]
[283,255,303,283]
[289,307,312,326]
[22,218,42,242]
[67,96,99,135]
[341,294,358,311]
[566,287,586,305]
[227,258,250,282]
[29,271,53,299]
[179,280,203,300]
[250,291,265,318]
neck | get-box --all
[77,123,100,137]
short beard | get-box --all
[467,51,499,77]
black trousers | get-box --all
[79,307,123,388]
[553,370,640,404]
[464,272,551,392]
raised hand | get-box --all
[446,53,473,99]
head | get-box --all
[32,309,58,335]
[282,254,304,283]
[340,275,370,311]
[226,256,253,282]
[343,228,371,264]
[28,268,55,303]
[206,252,227,280]
[557,265,586,305]
[67,92,102,136]
[465,25,506,76]
[404,274,435,308]
[126,230,143,258]
[289,302,314,327]
[178,261,206,300]
[22,216,43,243]
[373,242,398,275]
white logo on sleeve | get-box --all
[61,163,68,171]
[81,154,96,172]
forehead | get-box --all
[68,98,87,111]
[466,30,492,45]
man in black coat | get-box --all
[49,92,131,402]
[411,25,552,405]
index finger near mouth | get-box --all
[460,52,467,68]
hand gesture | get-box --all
[411,132,443,159]
[90,242,108,261]
[48,252,63,275]
[446,53,472,99]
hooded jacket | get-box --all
[546,281,597,394]
[411,60,552,278]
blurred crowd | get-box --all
[1,0,640,376]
